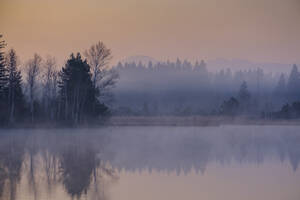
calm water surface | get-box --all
[0,126,300,200]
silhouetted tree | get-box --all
[58,53,108,124]
[220,97,239,116]
[274,73,286,96]
[276,104,291,119]
[41,56,58,121]
[175,58,182,70]
[84,42,118,106]
[0,36,6,93]
[196,60,207,73]
[238,81,251,113]
[291,101,300,118]
[287,64,300,99]
[59,144,99,198]
[0,135,26,200]
[5,49,24,124]
[0,150,6,199]
[83,42,112,87]
[25,54,42,123]
[0,35,8,124]
[148,61,153,69]
[238,81,250,101]
[273,101,300,119]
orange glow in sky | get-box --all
[1,0,300,65]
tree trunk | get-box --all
[30,89,34,123]
[9,88,15,123]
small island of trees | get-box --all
[0,35,118,127]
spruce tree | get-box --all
[238,81,251,113]
[274,74,286,96]
[0,35,8,125]
[238,81,251,102]
[0,35,7,96]
[58,53,108,124]
[287,64,300,99]
[220,97,239,116]
[5,49,25,123]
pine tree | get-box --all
[5,49,25,123]
[274,74,286,96]
[0,35,7,96]
[58,53,108,124]
[238,81,251,113]
[220,97,239,116]
[238,81,251,101]
[287,64,300,98]
[175,58,182,70]
[194,60,207,74]
[0,35,8,125]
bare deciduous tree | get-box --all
[98,68,119,105]
[84,41,113,87]
[42,56,58,120]
[84,42,118,105]
[25,54,42,122]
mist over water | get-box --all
[0,126,300,200]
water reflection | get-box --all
[0,134,26,200]
[105,126,300,174]
[0,131,117,200]
[0,126,299,199]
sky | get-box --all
[1,0,300,66]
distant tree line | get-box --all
[113,60,300,118]
[0,35,118,127]
[220,65,300,119]
[270,102,300,119]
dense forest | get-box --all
[0,34,299,127]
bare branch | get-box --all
[84,41,113,86]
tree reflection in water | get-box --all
[0,134,26,200]
[27,134,39,200]
[0,127,299,200]
[60,143,99,198]
[42,132,117,200]
[0,131,117,200]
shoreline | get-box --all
[0,116,299,129]
[107,116,300,126]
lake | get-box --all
[0,126,300,200]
